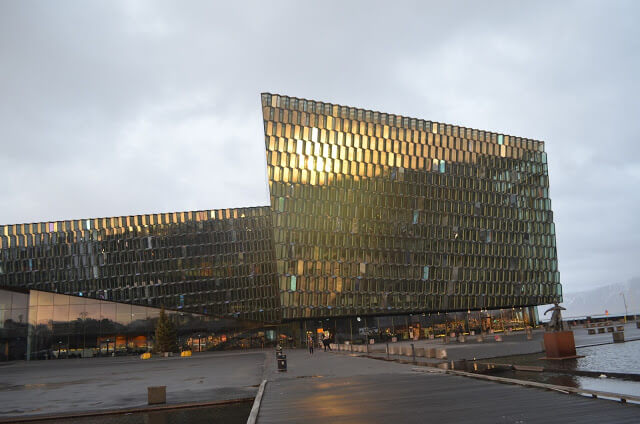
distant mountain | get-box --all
[545,277,640,318]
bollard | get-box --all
[276,348,287,372]
[277,354,287,371]
[411,343,416,363]
[435,348,447,359]
[613,332,625,343]
[386,343,390,360]
[476,334,484,343]
[148,386,166,405]
[458,335,466,343]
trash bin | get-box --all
[277,353,287,372]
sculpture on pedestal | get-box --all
[541,302,579,360]
[544,302,566,332]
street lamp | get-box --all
[621,293,628,323]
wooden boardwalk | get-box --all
[258,371,639,423]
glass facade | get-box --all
[0,206,280,323]
[262,93,561,320]
[301,307,539,347]
[0,93,561,359]
[1,288,279,360]
[0,288,28,360]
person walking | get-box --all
[308,336,314,355]
[322,336,332,351]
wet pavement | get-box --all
[0,350,264,419]
[258,353,640,423]
[2,324,639,422]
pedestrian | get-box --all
[323,336,332,351]
[308,337,314,355]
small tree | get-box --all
[155,307,178,353]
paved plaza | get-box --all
[1,323,639,422]
[359,322,640,362]
[0,351,264,418]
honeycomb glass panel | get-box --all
[262,93,560,319]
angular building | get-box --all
[0,93,561,361]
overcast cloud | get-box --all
[1,1,639,294]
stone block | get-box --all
[613,332,624,343]
[148,386,166,405]
[435,348,447,359]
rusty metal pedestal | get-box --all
[542,331,581,360]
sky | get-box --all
[1,1,639,295]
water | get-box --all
[575,341,640,373]
[479,339,640,399]
[490,370,640,398]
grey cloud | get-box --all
[1,0,639,294]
